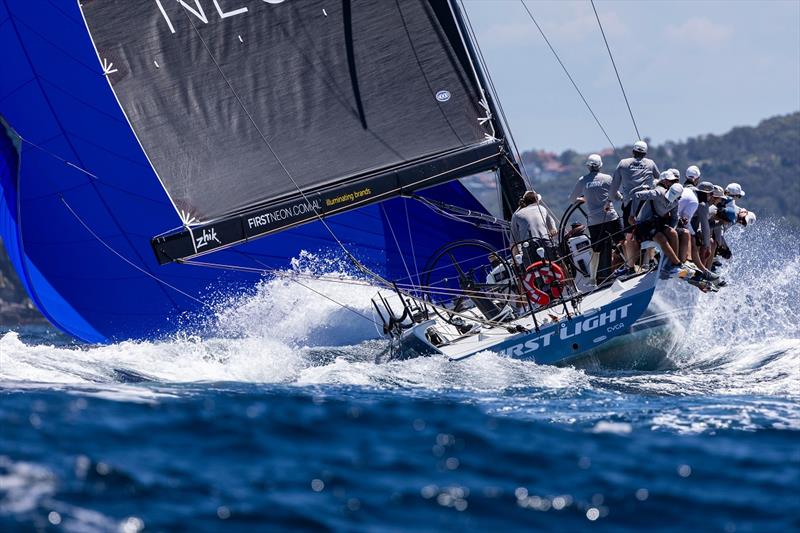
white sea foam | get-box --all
[0,221,797,432]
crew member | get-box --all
[510,190,558,266]
[629,171,685,278]
[607,140,661,275]
[685,165,701,186]
[710,205,755,263]
[677,174,718,282]
[569,154,624,285]
[712,185,728,206]
[709,205,737,261]
[693,181,716,270]
[724,182,746,212]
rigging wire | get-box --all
[177,9,379,283]
[282,277,378,326]
[17,135,99,180]
[230,253,381,326]
[205,252,380,326]
[413,197,508,232]
[519,0,619,156]
[457,0,532,187]
[181,257,525,330]
[401,199,423,289]
[380,203,417,295]
[590,0,641,140]
[59,197,211,308]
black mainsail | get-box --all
[80,0,525,263]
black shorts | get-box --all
[634,217,672,243]
[622,202,633,232]
[588,218,625,252]
[634,220,656,242]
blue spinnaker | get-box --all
[0,1,506,342]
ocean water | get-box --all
[1,222,799,532]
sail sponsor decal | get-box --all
[152,216,245,263]
[150,143,505,264]
[245,197,322,237]
[154,0,289,35]
[324,187,373,209]
[244,174,398,238]
[497,303,633,358]
[194,227,221,250]
[187,217,245,255]
[319,173,398,213]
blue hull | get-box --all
[0,2,503,342]
[495,280,655,365]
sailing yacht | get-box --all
[0,0,674,364]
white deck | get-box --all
[382,271,658,361]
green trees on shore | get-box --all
[523,112,800,226]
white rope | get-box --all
[60,197,211,308]
[380,203,416,294]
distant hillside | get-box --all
[0,240,44,324]
[522,112,800,226]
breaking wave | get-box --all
[0,221,798,431]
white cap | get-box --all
[712,185,725,198]
[725,182,745,197]
[633,140,648,154]
[586,153,603,169]
[668,168,680,179]
[660,170,679,182]
[666,183,684,203]
[686,165,701,179]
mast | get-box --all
[447,0,528,219]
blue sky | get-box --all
[463,0,800,153]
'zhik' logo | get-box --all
[435,90,451,102]
[195,228,221,250]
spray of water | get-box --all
[0,221,797,421]
[588,219,800,433]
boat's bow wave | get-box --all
[1,219,798,431]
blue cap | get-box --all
[720,206,737,223]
